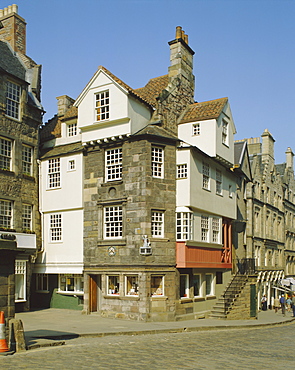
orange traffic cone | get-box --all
[0,311,9,352]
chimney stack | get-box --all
[286,147,294,169]
[261,129,275,163]
[0,4,26,54]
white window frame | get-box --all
[229,184,233,198]
[177,164,187,178]
[6,81,21,120]
[212,217,220,243]
[176,212,192,240]
[105,147,122,182]
[107,275,120,295]
[193,274,202,297]
[192,123,200,136]
[95,90,109,121]
[151,275,164,296]
[205,273,214,296]
[50,213,62,242]
[202,162,210,190]
[152,146,163,178]
[125,275,139,296]
[0,199,13,229]
[222,119,228,145]
[0,137,12,171]
[104,205,123,239]
[216,169,222,195]
[22,203,32,231]
[22,144,33,176]
[68,159,76,171]
[15,260,26,302]
[67,122,78,137]
[59,274,84,293]
[201,215,209,242]
[180,274,190,298]
[48,158,61,189]
[152,211,164,238]
[36,273,49,292]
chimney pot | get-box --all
[176,26,182,39]
[184,34,188,44]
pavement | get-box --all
[10,308,295,351]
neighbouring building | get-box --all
[0,4,42,318]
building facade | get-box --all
[0,4,42,318]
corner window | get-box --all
[107,275,120,295]
[59,274,83,293]
[48,158,61,188]
[152,146,163,178]
[67,122,78,137]
[202,162,210,190]
[105,147,122,181]
[104,206,123,239]
[125,275,139,296]
[177,164,187,178]
[180,274,189,298]
[0,137,12,171]
[192,123,200,136]
[95,91,109,121]
[22,204,32,231]
[176,212,192,240]
[22,145,33,175]
[0,199,12,229]
[15,260,26,301]
[151,275,164,296]
[152,211,164,238]
[6,81,21,120]
[50,213,62,242]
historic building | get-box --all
[0,4,42,318]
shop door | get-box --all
[89,275,101,312]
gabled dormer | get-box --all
[74,66,153,143]
[178,97,236,166]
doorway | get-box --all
[89,274,101,312]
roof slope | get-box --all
[0,40,26,80]
[180,97,228,123]
[135,75,169,107]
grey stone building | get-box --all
[0,5,42,318]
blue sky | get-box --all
[3,0,295,163]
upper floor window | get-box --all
[68,159,75,171]
[192,123,200,136]
[216,169,222,195]
[212,217,220,243]
[48,158,61,188]
[106,147,122,181]
[152,146,163,178]
[202,162,210,190]
[0,137,12,171]
[104,205,122,239]
[176,212,192,240]
[177,164,187,178]
[96,91,109,121]
[6,81,21,120]
[22,145,33,175]
[22,204,32,231]
[222,120,228,145]
[152,211,164,238]
[201,215,209,242]
[0,199,12,229]
[67,122,78,137]
[50,213,62,242]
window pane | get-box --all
[106,148,122,181]
[151,276,164,296]
[6,81,20,119]
[0,137,12,171]
[108,276,120,295]
[0,200,12,228]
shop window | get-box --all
[107,275,120,295]
[125,275,139,296]
[180,274,189,298]
[151,275,164,296]
[59,274,83,293]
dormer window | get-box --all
[95,91,109,121]
[67,122,77,137]
[6,81,21,120]
[192,123,200,136]
[222,120,228,145]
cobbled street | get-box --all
[0,323,293,370]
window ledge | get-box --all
[15,299,26,303]
[23,174,35,182]
[97,239,126,246]
[150,238,170,242]
[186,240,223,250]
[206,295,216,300]
[202,188,211,192]
[193,297,205,302]
[120,296,140,301]
[180,298,193,303]
[104,295,120,299]
[35,290,50,294]
[56,291,84,296]
[0,169,14,176]
[151,296,167,301]
[101,180,123,187]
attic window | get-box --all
[95,91,109,121]
[222,120,228,145]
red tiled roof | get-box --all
[135,75,169,107]
[180,97,228,123]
